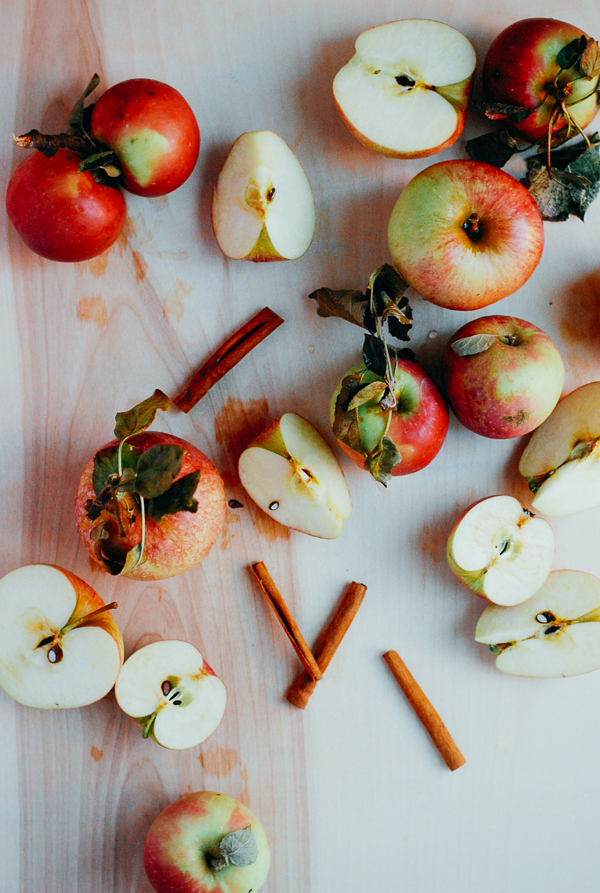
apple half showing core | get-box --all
[238,413,352,538]
[476,570,600,677]
[115,640,226,750]
[212,131,315,261]
[0,564,124,709]
[144,791,271,893]
[519,381,600,516]
[333,19,476,157]
[447,495,555,606]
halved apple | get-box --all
[211,131,315,261]
[0,564,123,709]
[238,413,352,539]
[115,640,227,750]
[333,19,477,158]
[519,381,600,516]
[447,495,555,606]
[475,570,600,677]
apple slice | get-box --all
[447,495,555,606]
[519,381,600,516]
[212,131,315,261]
[333,19,477,158]
[238,413,352,539]
[475,570,600,677]
[0,564,123,709]
[115,640,227,750]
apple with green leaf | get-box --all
[144,791,270,893]
[74,391,226,580]
[0,564,123,709]
[333,19,477,158]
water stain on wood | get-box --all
[131,250,148,283]
[76,295,108,328]
[558,272,600,383]
[85,252,110,278]
[163,279,192,322]
[90,746,103,762]
[198,745,240,776]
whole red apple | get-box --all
[5,149,126,262]
[90,78,200,197]
[483,18,600,143]
[388,161,544,311]
[144,791,271,893]
[75,431,226,580]
[441,315,565,439]
[331,357,449,483]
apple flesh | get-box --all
[447,495,555,606]
[144,791,270,893]
[441,315,564,439]
[388,161,544,310]
[483,18,600,143]
[75,431,226,580]
[90,78,200,197]
[0,564,123,709]
[5,149,126,262]
[333,19,476,158]
[238,413,352,538]
[212,131,315,261]
[519,381,600,515]
[476,570,600,676]
[115,640,226,750]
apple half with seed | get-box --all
[476,570,600,676]
[447,495,555,606]
[238,413,352,538]
[0,564,123,709]
[333,19,477,158]
[519,381,600,515]
[115,640,226,750]
[212,131,315,261]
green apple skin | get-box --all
[144,791,270,893]
[483,18,600,143]
[442,316,564,439]
[388,161,544,310]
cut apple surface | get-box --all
[212,131,315,261]
[238,413,352,539]
[0,564,123,709]
[115,639,227,750]
[519,382,600,516]
[333,19,476,158]
[475,570,600,677]
[447,496,554,606]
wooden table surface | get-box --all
[2,1,600,891]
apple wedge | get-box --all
[447,496,555,606]
[519,381,600,516]
[333,19,477,158]
[475,570,600,677]
[238,413,352,539]
[115,640,227,750]
[212,131,315,261]
[0,564,123,709]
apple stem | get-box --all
[62,601,119,635]
[463,213,484,242]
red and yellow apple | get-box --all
[388,161,545,310]
[441,315,564,439]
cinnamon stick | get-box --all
[173,307,283,412]
[286,581,366,709]
[250,562,322,681]
[383,650,465,771]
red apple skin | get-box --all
[144,791,271,893]
[90,79,200,197]
[5,149,126,262]
[483,18,600,143]
[442,315,565,439]
[332,359,449,476]
[388,161,544,311]
[74,432,226,581]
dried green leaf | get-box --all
[367,265,409,317]
[476,100,532,122]
[78,150,117,173]
[308,287,373,332]
[92,443,141,495]
[523,160,575,221]
[114,389,172,442]
[68,74,100,133]
[147,471,200,522]
[365,435,402,486]
[135,444,184,499]
[524,137,600,221]
[569,439,597,461]
[362,333,387,378]
[119,543,145,576]
[219,827,259,868]
[465,131,519,168]
[332,372,367,457]
[580,38,600,78]
[451,334,500,357]
[347,380,387,410]
[557,35,587,72]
